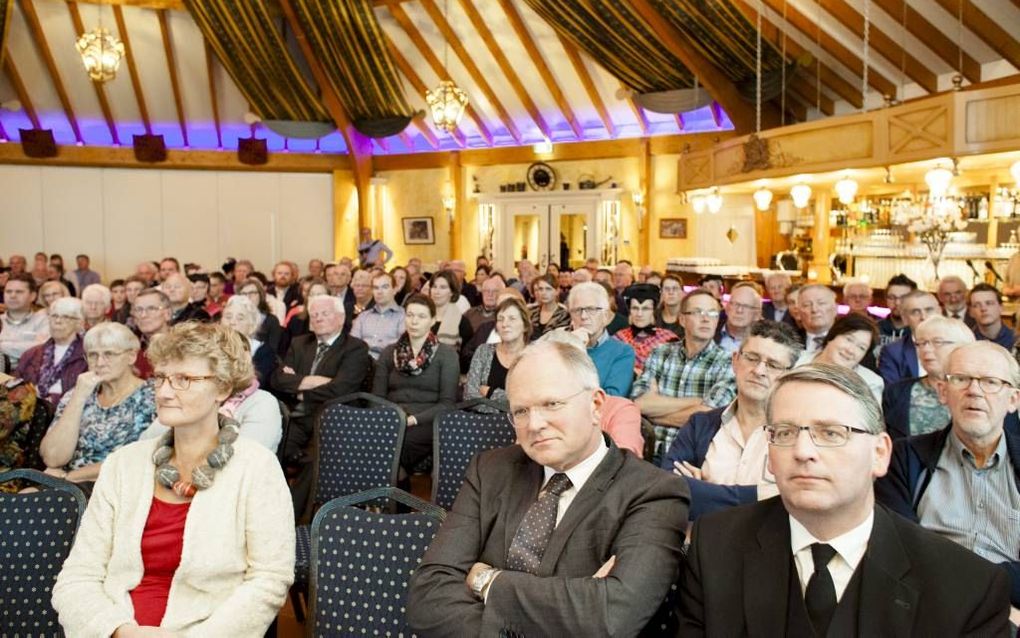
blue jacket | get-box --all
[588,335,635,398]
[878,336,919,387]
[875,424,1020,605]
[659,406,757,520]
[883,377,1020,440]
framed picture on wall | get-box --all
[659,218,687,239]
[402,217,435,245]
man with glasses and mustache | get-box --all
[878,340,1020,618]
[715,281,763,354]
[130,288,172,380]
[408,340,689,636]
[663,320,802,520]
[680,363,1011,636]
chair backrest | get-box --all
[0,469,86,636]
[276,399,291,466]
[312,393,407,505]
[308,487,445,638]
[432,402,516,510]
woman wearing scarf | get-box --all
[428,269,473,355]
[373,293,459,474]
[15,297,89,406]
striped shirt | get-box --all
[917,432,1020,566]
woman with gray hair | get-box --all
[14,297,88,405]
[221,294,277,385]
[38,321,155,487]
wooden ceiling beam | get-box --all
[157,9,188,146]
[455,0,554,141]
[783,91,809,123]
[789,76,835,115]
[931,0,1020,72]
[630,0,777,133]
[67,1,120,145]
[620,84,649,136]
[674,113,684,131]
[815,0,936,94]
[19,0,83,142]
[558,36,617,138]
[73,0,184,9]
[412,115,440,150]
[412,0,522,143]
[204,41,221,148]
[872,0,980,84]
[2,55,41,129]
[494,0,584,140]
[384,35,470,148]
[112,4,151,134]
[0,118,8,141]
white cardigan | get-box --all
[53,436,295,637]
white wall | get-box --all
[692,194,758,266]
[0,165,333,281]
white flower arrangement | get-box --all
[891,196,968,277]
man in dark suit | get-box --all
[679,363,1011,636]
[877,290,940,386]
[408,340,690,636]
[761,273,796,328]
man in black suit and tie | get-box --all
[408,340,690,636]
[762,273,796,328]
[679,363,1011,636]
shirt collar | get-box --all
[789,509,873,569]
[543,436,609,493]
[318,331,342,347]
[949,428,1005,469]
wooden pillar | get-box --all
[332,169,357,261]
[449,151,463,260]
[638,138,651,266]
[811,192,833,283]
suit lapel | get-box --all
[743,499,792,638]
[857,507,918,636]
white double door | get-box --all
[496,198,597,274]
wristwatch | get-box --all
[469,566,500,601]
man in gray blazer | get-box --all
[407,340,690,636]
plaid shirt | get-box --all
[613,327,679,375]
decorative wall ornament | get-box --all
[741,134,771,172]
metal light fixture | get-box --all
[633,190,646,228]
[76,27,124,83]
[753,186,773,211]
[691,194,706,215]
[442,181,456,223]
[790,183,812,209]
[924,165,953,199]
[426,0,468,133]
[834,174,859,205]
[705,188,724,214]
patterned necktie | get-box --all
[506,473,573,574]
[812,336,825,351]
[310,341,329,374]
[805,543,838,636]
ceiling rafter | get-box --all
[454,0,554,141]
[674,113,684,131]
[558,36,617,138]
[203,41,221,148]
[931,0,1020,72]
[112,4,151,134]
[397,130,413,149]
[731,0,863,108]
[411,116,439,150]
[788,76,835,115]
[814,0,936,94]
[2,55,41,128]
[76,0,184,9]
[0,117,8,141]
[871,0,980,83]
[383,2,492,146]
[383,34,469,148]
[156,9,188,146]
[410,0,523,143]
[783,90,809,122]
[630,0,775,133]
[67,1,120,144]
[19,0,83,142]
[619,83,649,136]
[494,0,583,140]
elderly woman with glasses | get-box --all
[53,322,293,637]
[14,297,89,406]
[38,322,154,488]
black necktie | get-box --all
[805,543,838,637]
[506,473,573,574]
[310,341,329,374]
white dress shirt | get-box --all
[789,511,873,601]
[543,438,609,525]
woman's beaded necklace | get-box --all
[153,415,240,498]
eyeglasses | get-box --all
[49,314,81,322]
[945,374,1013,394]
[132,305,167,315]
[569,306,606,317]
[508,388,592,428]
[682,309,721,319]
[152,373,217,391]
[764,424,873,447]
[86,350,127,363]
[913,338,955,349]
[728,302,759,314]
[737,351,791,373]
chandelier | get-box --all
[834,175,859,205]
[753,186,773,211]
[426,81,468,133]
[76,27,124,83]
[790,183,812,209]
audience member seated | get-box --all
[698,274,724,300]
[373,293,458,475]
[937,275,970,322]
[448,259,480,308]
[464,273,505,335]
[72,253,101,293]
[680,362,1012,636]
[0,371,43,483]
[112,276,146,325]
[351,271,406,360]
[390,265,412,305]
[797,284,838,353]
[38,322,154,490]
[882,316,975,439]
[878,273,917,345]
[633,288,736,455]
[157,256,180,283]
[429,269,472,355]
[219,295,277,385]
[134,260,158,287]
[281,277,328,351]
[465,298,530,410]
[407,340,689,636]
[612,261,634,308]
[39,279,70,310]
[528,273,570,340]
[613,283,679,375]
[109,279,127,318]
[46,261,77,297]
[350,268,375,316]
[656,274,684,337]
[876,341,1020,610]
[715,281,763,354]
[163,273,211,325]
[236,278,284,355]
[797,313,884,402]
[188,273,209,307]
[81,283,111,330]
[559,282,635,397]
[130,288,172,379]
[557,269,573,301]
[0,274,50,370]
[878,290,940,386]
[843,278,881,320]
[761,272,794,325]
[204,271,230,318]
[968,282,1016,349]
[510,259,537,303]
[15,297,88,406]
[268,261,301,311]
[663,320,802,519]
[784,284,803,330]
[52,322,294,636]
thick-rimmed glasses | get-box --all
[569,306,605,317]
[737,351,790,373]
[132,305,167,316]
[86,350,128,363]
[764,424,872,447]
[152,373,217,391]
[945,374,1013,394]
[913,338,955,349]
[508,388,592,428]
[682,309,720,319]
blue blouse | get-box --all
[53,381,156,470]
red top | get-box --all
[130,497,191,627]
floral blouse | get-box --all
[53,381,156,470]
